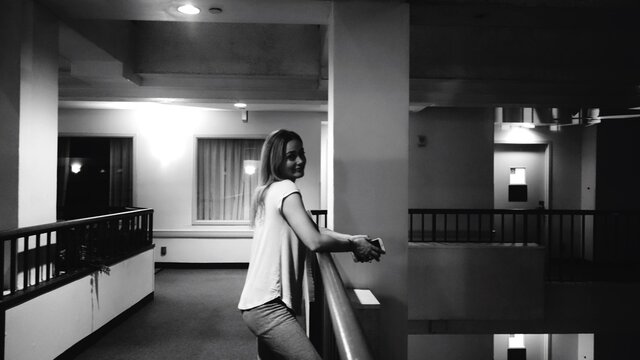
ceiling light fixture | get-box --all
[209,7,223,14]
[177,4,200,15]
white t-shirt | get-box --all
[238,180,305,312]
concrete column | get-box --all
[0,0,23,230]
[328,3,409,359]
[0,0,58,229]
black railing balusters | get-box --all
[141,214,148,246]
[501,213,505,243]
[547,214,553,252]
[46,232,52,281]
[34,234,41,285]
[149,215,154,243]
[23,236,29,290]
[581,214,586,261]
[489,214,494,242]
[523,214,528,246]
[0,208,154,297]
[431,214,436,242]
[444,214,448,242]
[10,237,17,293]
[570,215,575,263]
[512,213,516,244]
[408,209,640,282]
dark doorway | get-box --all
[57,137,133,219]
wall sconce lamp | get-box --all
[71,162,82,174]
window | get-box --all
[196,138,264,223]
[57,137,133,220]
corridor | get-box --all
[68,268,255,360]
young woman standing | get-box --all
[238,129,384,359]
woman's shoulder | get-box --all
[272,179,297,188]
[267,180,299,196]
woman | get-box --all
[238,129,384,360]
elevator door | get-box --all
[494,143,548,210]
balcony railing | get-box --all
[409,208,640,282]
[0,208,153,307]
[305,210,374,360]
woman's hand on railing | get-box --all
[349,235,385,262]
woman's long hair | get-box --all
[250,129,303,226]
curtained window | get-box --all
[196,138,264,222]
[57,137,133,219]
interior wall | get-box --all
[494,334,548,360]
[5,250,154,360]
[595,119,640,210]
[409,107,494,209]
[578,334,594,360]
[409,334,493,360]
[552,334,578,360]
[408,243,545,320]
[495,124,583,209]
[494,143,547,209]
[59,108,324,262]
[581,126,597,210]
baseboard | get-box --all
[54,292,154,360]
[155,262,249,269]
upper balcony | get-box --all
[408,208,640,336]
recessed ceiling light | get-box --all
[234,102,247,109]
[209,7,223,14]
[177,4,200,15]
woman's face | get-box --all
[280,139,306,181]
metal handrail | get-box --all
[316,252,373,360]
[0,207,152,240]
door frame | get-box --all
[494,140,552,210]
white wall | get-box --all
[5,249,154,360]
[494,334,548,360]
[409,108,495,209]
[495,124,583,210]
[578,333,594,360]
[59,108,324,262]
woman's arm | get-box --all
[282,192,384,261]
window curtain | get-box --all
[197,138,264,221]
[109,138,133,207]
[56,138,72,218]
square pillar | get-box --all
[0,0,58,229]
[328,2,409,359]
